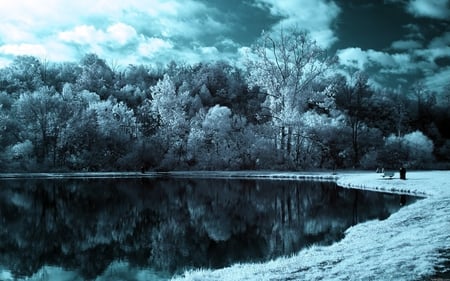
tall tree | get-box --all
[246,27,335,164]
[410,82,436,136]
[0,56,44,93]
[76,54,114,98]
[334,72,374,167]
[150,74,191,168]
[13,87,68,165]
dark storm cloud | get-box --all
[196,0,282,46]
[391,40,423,50]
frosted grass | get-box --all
[172,171,450,281]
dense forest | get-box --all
[0,29,449,172]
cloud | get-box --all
[199,46,219,56]
[0,44,47,57]
[123,1,227,40]
[0,57,10,68]
[0,23,36,43]
[107,23,138,46]
[415,46,450,67]
[388,0,450,20]
[216,38,240,52]
[429,32,450,48]
[337,42,450,94]
[0,41,77,63]
[154,15,227,39]
[254,0,341,48]
[0,0,230,66]
[58,25,107,45]
[406,0,450,20]
[337,47,423,78]
[138,37,173,57]
[391,40,423,50]
[0,1,193,27]
[337,47,369,70]
[0,40,78,63]
[58,23,138,47]
[423,66,450,94]
[337,48,405,70]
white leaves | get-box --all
[150,74,189,129]
[384,130,435,167]
[202,105,232,133]
[8,140,34,159]
[88,100,138,141]
[246,28,334,133]
[301,110,345,129]
[403,131,434,154]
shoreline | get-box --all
[0,170,430,197]
[171,170,450,281]
[0,170,338,179]
[1,170,449,280]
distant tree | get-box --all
[3,140,35,170]
[123,64,161,89]
[191,62,231,106]
[88,100,140,169]
[180,61,263,122]
[334,72,374,167]
[380,88,411,137]
[0,92,20,147]
[378,130,434,169]
[57,90,100,170]
[403,130,434,167]
[112,64,162,108]
[436,140,450,162]
[410,82,436,135]
[200,105,237,168]
[44,62,81,92]
[0,56,43,93]
[76,54,114,98]
[150,74,191,168]
[0,92,22,169]
[300,110,350,168]
[13,87,69,165]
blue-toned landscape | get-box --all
[0,1,449,280]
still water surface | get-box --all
[0,177,415,279]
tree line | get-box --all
[0,28,448,172]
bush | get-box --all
[360,150,379,169]
[377,131,434,169]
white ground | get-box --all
[171,171,450,281]
[0,170,449,281]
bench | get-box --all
[382,171,395,179]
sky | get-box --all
[0,0,449,94]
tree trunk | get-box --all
[286,126,292,156]
[351,120,359,167]
[280,126,286,151]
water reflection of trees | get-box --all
[0,178,409,279]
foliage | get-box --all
[378,131,435,169]
[0,28,447,171]
[245,28,336,164]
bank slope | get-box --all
[173,171,450,281]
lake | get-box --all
[0,177,416,280]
